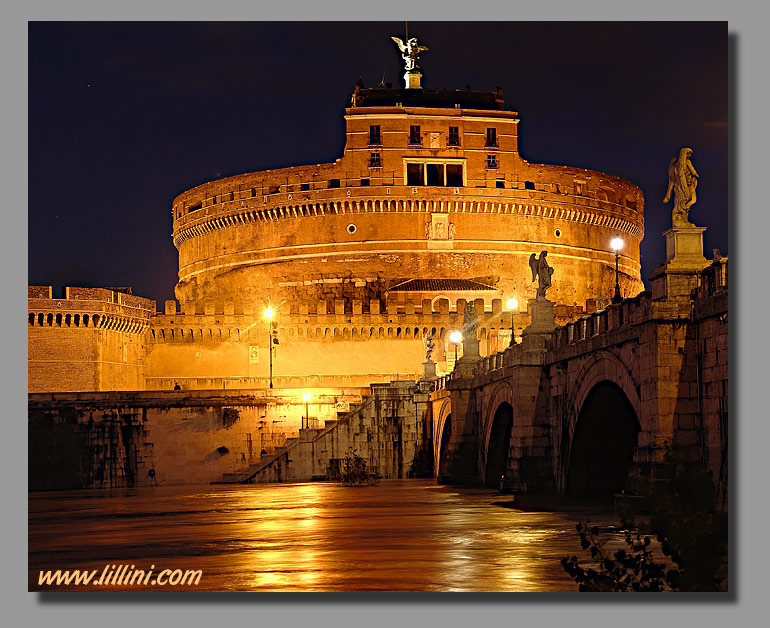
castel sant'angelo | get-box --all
[28,35,727,499]
[28,37,645,395]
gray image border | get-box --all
[7,0,765,626]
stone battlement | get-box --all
[29,287,155,334]
[148,298,593,346]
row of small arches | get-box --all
[149,325,508,343]
[173,196,642,245]
[29,312,102,328]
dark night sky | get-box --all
[28,21,728,306]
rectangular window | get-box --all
[448,126,460,147]
[369,125,381,146]
[486,154,498,169]
[267,185,280,194]
[369,152,382,168]
[446,164,464,187]
[496,179,505,189]
[360,178,370,187]
[486,128,498,147]
[426,164,445,186]
[406,163,424,186]
[328,179,340,189]
[524,181,535,190]
[409,125,422,145]
[300,183,310,191]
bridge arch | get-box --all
[433,398,452,478]
[480,381,515,486]
[484,402,514,488]
[566,380,640,499]
[560,351,641,494]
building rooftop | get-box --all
[387,278,498,293]
[351,85,507,111]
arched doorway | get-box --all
[567,381,640,499]
[437,415,452,478]
[485,402,513,488]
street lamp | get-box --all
[263,306,275,388]
[302,392,311,429]
[506,297,518,347]
[611,236,624,304]
[449,330,462,368]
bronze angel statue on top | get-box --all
[391,36,429,73]
[529,251,554,299]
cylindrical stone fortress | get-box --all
[171,85,644,315]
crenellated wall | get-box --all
[144,297,596,390]
[28,287,155,393]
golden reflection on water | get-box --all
[29,480,620,592]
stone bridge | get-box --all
[429,250,728,508]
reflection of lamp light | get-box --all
[449,330,462,368]
[611,236,624,304]
[264,306,275,388]
[302,392,311,429]
[506,297,518,347]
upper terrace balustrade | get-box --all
[172,182,644,247]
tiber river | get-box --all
[29,479,624,592]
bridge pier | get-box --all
[440,356,483,484]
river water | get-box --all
[29,479,621,592]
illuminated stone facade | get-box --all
[29,83,646,393]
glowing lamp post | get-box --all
[611,236,624,304]
[264,306,275,388]
[302,392,311,429]
[506,297,518,347]
[449,330,462,368]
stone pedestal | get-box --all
[522,299,556,336]
[459,335,480,361]
[651,225,710,301]
[422,359,436,380]
[404,71,422,89]
[663,225,707,267]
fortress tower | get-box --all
[171,83,644,316]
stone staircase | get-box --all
[212,404,363,484]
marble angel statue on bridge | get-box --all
[529,251,554,300]
[663,147,699,227]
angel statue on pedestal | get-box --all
[529,251,554,300]
[391,36,429,73]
